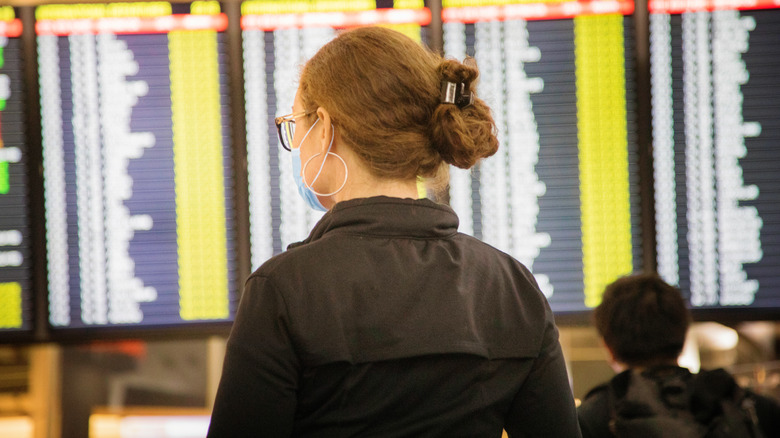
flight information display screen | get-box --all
[36,2,238,332]
[0,7,33,334]
[650,0,780,314]
[442,0,643,313]
[242,0,432,271]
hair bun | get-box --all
[430,58,498,169]
[438,57,478,86]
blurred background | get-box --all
[1,0,779,436]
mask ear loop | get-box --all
[302,125,349,197]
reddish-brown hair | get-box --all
[299,26,498,182]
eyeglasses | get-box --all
[274,110,313,151]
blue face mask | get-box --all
[292,148,327,212]
[291,119,328,212]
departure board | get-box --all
[36,2,238,332]
[650,0,780,313]
[442,0,643,313]
[0,7,33,334]
[242,0,431,270]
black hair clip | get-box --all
[441,81,474,109]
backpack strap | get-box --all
[691,369,765,438]
[606,370,632,436]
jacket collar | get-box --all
[288,196,459,249]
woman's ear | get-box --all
[316,106,333,153]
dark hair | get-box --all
[593,273,690,367]
[299,26,498,185]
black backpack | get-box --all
[607,367,764,438]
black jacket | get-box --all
[208,196,581,437]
